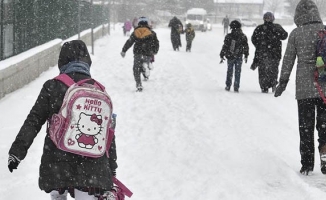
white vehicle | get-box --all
[185,8,208,32]
[234,18,257,27]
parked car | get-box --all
[234,18,257,27]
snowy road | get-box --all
[1,23,326,199]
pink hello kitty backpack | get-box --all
[48,74,114,158]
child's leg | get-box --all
[74,189,97,200]
[50,190,68,200]
[133,55,143,88]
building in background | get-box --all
[214,0,264,18]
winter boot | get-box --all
[320,145,326,174]
[300,166,313,175]
[261,88,268,93]
[225,86,230,91]
[136,83,143,92]
[234,88,239,93]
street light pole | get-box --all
[108,0,111,35]
[91,0,94,55]
[78,0,81,39]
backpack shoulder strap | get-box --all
[76,78,106,91]
[54,74,105,91]
[54,74,75,87]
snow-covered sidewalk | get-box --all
[1,24,326,200]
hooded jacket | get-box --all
[185,25,195,41]
[252,21,288,60]
[278,0,325,100]
[122,25,159,56]
[8,40,117,194]
[220,28,249,60]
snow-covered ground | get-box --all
[1,23,326,200]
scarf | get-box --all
[59,61,91,76]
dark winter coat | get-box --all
[185,26,195,42]
[168,17,183,48]
[252,22,288,61]
[222,17,229,28]
[220,29,249,60]
[8,40,117,194]
[122,25,159,56]
[278,0,325,100]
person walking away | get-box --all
[7,40,118,199]
[185,23,195,52]
[222,15,230,35]
[168,16,183,51]
[132,17,138,29]
[219,20,249,93]
[274,0,326,175]
[251,12,288,93]
[120,16,160,92]
[123,19,132,36]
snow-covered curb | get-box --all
[0,24,109,99]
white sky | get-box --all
[215,0,264,4]
[1,22,326,200]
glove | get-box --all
[316,56,325,68]
[120,52,126,58]
[244,57,248,63]
[220,57,225,64]
[8,154,20,173]
[274,79,289,97]
[111,169,116,177]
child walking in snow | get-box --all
[185,23,195,52]
[120,16,160,92]
[220,20,249,93]
[8,40,118,200]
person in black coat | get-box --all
[8,40,117,199]
[168,16,183,51]
[251,12,288,93]
[220,20,249,92]
[121,16,160,92]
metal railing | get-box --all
[0,0,109,61]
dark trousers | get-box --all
[225,57,242,90]
[297,98,326,169]
[171,33,181,50]
[186,40,192,51]
[133,54,150,88]
[258,58,280,90]
[224,26,228,35]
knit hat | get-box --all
[138,16,148,26]
[263,12,275,22]
[294,0,322,27]
[229,20,241,29]
[58,40,92,68]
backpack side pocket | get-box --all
[49,114,66,146]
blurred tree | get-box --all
[314,0,326,18]
[285,0,300,15]
[265,0,283,14]
[286,0,326,17]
